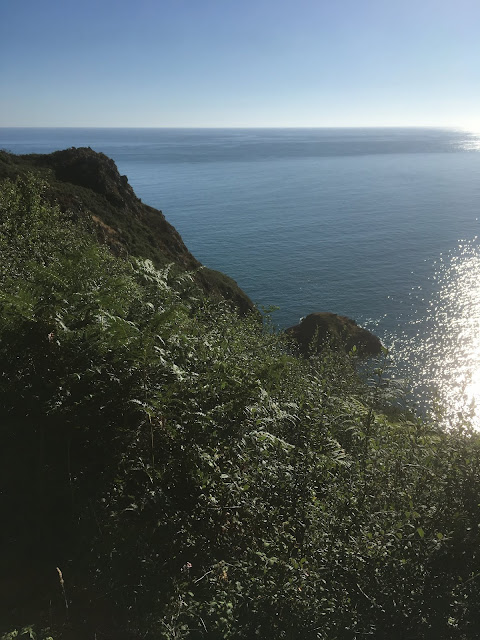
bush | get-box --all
[2,175,480,639]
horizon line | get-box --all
[0,124,472,131]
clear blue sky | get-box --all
[2,0,480,128]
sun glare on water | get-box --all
[458,126,480,151]
[397,240,480,429]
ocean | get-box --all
[2,127,480,426]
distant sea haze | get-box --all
[2,127,480,426]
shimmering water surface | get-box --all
[2,127,480,425]
[393,239,480,427]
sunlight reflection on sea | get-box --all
[393,238,480,429]
[458,129,480,151]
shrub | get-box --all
[2,175,480,639]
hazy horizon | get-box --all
[0,125,476,131]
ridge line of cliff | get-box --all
[0,146,256,315]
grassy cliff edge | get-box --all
[0,148,256,316]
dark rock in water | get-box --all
[286,312,383,357]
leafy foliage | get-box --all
[0,148,256,315]
[2,175,480,639]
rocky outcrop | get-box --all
[0,148,256,315]
[38,147,137,206]
[286,312,382,357]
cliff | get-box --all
[0,147,255,315]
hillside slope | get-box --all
[2,168,480,640]
[0,147,255,315]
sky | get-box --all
[1,0,480,128]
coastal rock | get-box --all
[0,148,256,315]
[286,312,383,357]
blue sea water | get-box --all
[2,127,480,425]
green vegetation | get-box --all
[2,175,480,639]
[0,148,256,316]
